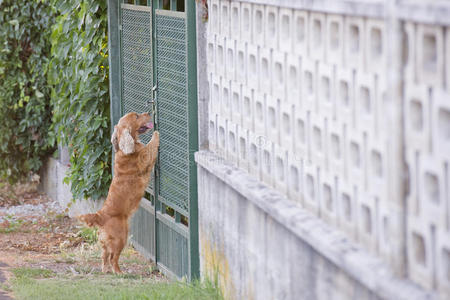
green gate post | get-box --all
[186,0,199,280]
[108,0,122,132]
[151,0,159,271]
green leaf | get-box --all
[8,19,19,31]
[35,90,44,98]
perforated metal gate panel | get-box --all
[129,199,155,260]
[156,10,189,216]
[121,4,153,144]
[121,3,156,263]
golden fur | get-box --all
[78,112,159,273]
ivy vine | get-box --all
[48,0,111,201]
[0,0,56,183]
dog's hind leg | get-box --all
[111,251,123,274]
[101,246,112,273]
[110,237,126,274]
[108,252,114,271]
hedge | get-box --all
[48,0,111,201]
[0,0,111,201]
[0,0,56,183]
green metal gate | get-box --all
[107,0,198,280]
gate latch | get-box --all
[149,85,157,126]
[148,84,158,106]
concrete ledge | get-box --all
[398,0,450,25]
[240,0,386,18]
[233,0,450,24]
[195,150,435,300]
[39,157,104,217]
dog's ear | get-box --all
[118,128,135,155]
[111,126,119,153]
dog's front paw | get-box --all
[152,131,160,146]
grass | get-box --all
[55,250,77,264]
[12,267,55,279]
[0,282,12,292]
[76,226,98,244]
[9,267,223,300]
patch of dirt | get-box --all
[0,178,165,298]
[0,215,83,254]
[0,175,44,208]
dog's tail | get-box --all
[78,213,104,227]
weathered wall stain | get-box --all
[200,234,237,300]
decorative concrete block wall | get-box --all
[403,19,450,296]
[198,0,450,298]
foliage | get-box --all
[48,0,111,201]
[77,226,98,244]
[0,0,55,183]
[0,0,111,200]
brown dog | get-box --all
[78,112,159,273]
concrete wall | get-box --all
[196,151,433,300]
[39,147,103,217]
[196,0,450,299]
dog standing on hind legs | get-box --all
[78,112,159,274]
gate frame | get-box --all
[107,0,199,280]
